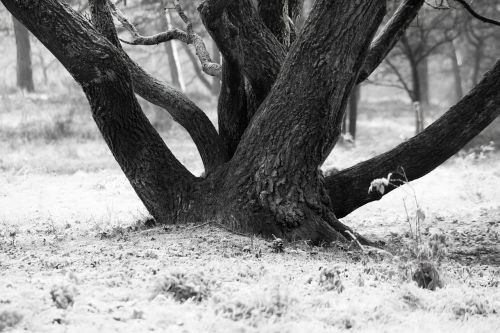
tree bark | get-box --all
[12,16,34,92]
[258,0,291,48]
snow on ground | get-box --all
[0,98,499,332]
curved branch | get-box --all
[326,59,500,218]
[358,0,425,83]
[3,0,198,222]
[453,0,500,27]
[92,0,226,172]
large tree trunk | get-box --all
[3,0,499,246]
[12,16,34,92]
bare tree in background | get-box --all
[162,7,185,92]
[12,15,33,92]
[2,0,499,244]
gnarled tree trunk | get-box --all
[3,0,499,245]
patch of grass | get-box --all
[151,271,211,303]
[50,283,78,309]
[214,285,293,323]
[0,310,22,332]
[318,267,345,293]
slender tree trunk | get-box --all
[163,11,185,92]
[341,113,347,134]
[12,15,34,92]
[471,42,483,87]
[449,41,463,103]
[409,58,424,134]
[417,57,429,107]
[211,40,221,95]
[348,85,360,139]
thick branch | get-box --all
[257,0,291,47]
[91,0,226,172]
[2,0,197,222]
[199,0,286,105]
[358,0,425,83]
[326,59,500,218]
[217,60,250,157]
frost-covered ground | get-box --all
[0,95,499,332]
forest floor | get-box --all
[0,93,499,332]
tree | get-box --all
[12,15,34,91]
[380,5,459,104]
[2,0,499,245]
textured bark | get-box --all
[12,16,34,92]
[258,0,291,47]
[217,60,250,157]
[326,59,500,219]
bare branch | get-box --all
[107,0,221,78]
[358,0,425,83]
[386,58,415,99]
[431,0,500,26]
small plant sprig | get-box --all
[369,166,425,254]
[369,166,444,290]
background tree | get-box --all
[12,15,34,91]
[1,0,499,245]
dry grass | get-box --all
[0,94,499,332]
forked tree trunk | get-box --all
[12,16,34,92]
[3,0,499,245]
